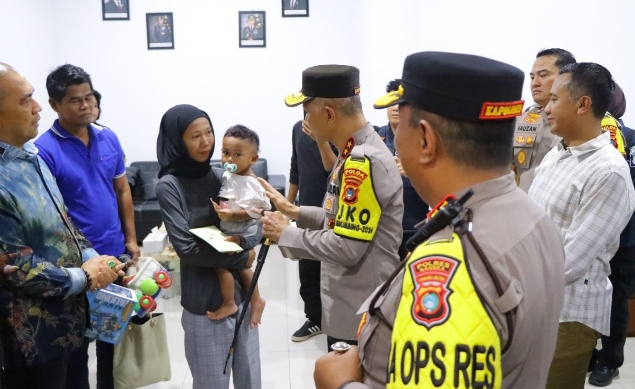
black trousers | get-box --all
[299,258,322,325]
[6,356,69,389]
[65,340,90,389]
[96,340,115,389]
[64,339,114,389]
[597,247,635,369]
[326,336,358,352]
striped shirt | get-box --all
[528,131,635,335]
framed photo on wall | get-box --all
[102,0,129,20]
[239,11,266,48]
[282,0,309,17]
[146,13,174,50]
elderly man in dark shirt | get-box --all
[287,119,338,341]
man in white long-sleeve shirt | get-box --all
[529,62,635,389]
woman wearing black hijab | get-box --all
[155,104,262,388]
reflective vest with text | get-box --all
[387,232,502,389]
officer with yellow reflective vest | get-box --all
[312,52,566,389]
[602,112,626,156]
[256,65,404,351]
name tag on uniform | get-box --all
[513,125,537,147]
[513,122,538,168]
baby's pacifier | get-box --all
[224,163,237,173]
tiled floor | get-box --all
[88,245,635,388]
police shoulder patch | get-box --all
[333,154,381,242]
[409,255,459,329]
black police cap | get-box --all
[285,65,361,107]
[374,51,525,121]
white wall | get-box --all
[2,0,635,180]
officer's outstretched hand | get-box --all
[256,210,290,243]
[314,346,362,389]
[256,177,300,219]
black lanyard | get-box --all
[31,157,84,257]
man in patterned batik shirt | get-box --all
[0,63,124,389]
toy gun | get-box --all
[123,257,172,318]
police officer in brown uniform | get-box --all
[513,48,576,191]
[313,52,566,389]
[257,65,403,351]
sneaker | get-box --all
[291,320,321,342]
[588,364,619,387]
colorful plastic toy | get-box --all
[123,257,172,317]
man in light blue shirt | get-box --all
[0,63,124,389]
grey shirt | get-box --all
[349,173,565,389]
[278,123,403,340]
[155,169,262,315]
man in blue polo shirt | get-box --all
[35,64,139,389]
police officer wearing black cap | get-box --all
[312,52,566,389]
[257,65,403,351]
[376,79,429,260]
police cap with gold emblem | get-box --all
[374,51,525,121]
[285,65,361,107]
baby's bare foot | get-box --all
[207,302,238,321]
[249,297,266,329]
